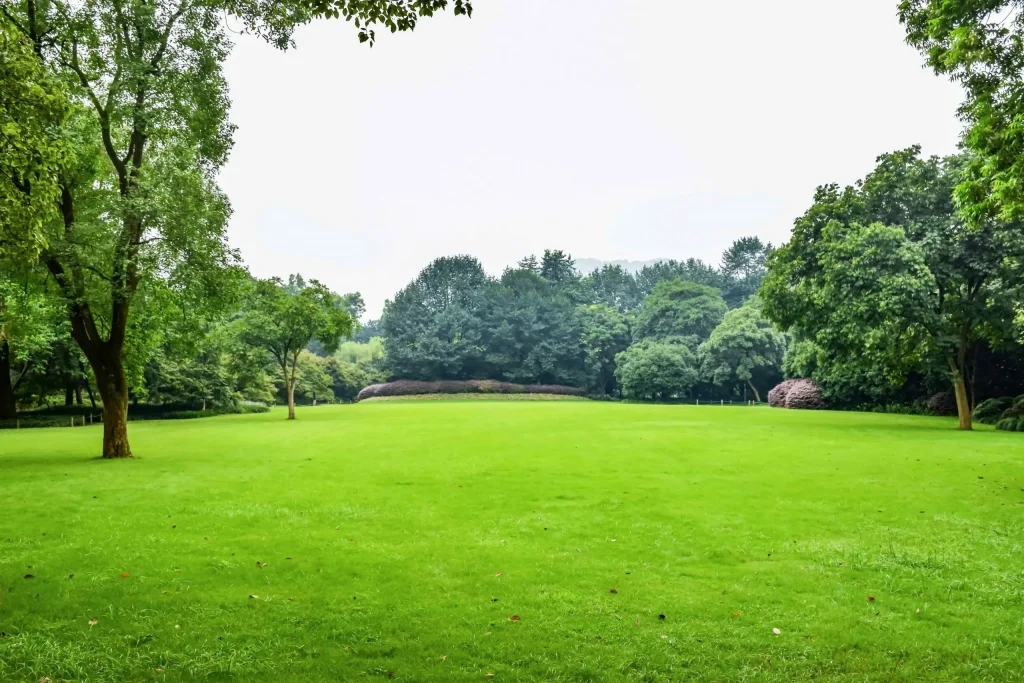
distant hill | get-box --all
[574,258,665,274]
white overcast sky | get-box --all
[220,0,965,318]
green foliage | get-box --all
[762,148,1024,425]
[973,396,1014,426]
[296,0,472,43]
[614,339,699,400]
[0,18,70,260]
[581,264,643,313]
[633,279,727,343]
[576,303,631,395]
[698,297,785,401]
[236,275,354,417]
[900,0,1024,223]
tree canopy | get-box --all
[761,147,1024,429]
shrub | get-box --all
[784,379,825,410]
[356,380,585,402]
[974,397,1014,425]
[995,395,1024,432]
[768,379,800,408]
[926,391,957,417]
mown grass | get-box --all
[1,402,1022,682]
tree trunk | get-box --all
[75,385,83,405]
[0,340,16,420]
[747,380,762,404]
[949,357,972,431]
[65,386,74,406]
[287,381,297,420]
[91,352,133,458]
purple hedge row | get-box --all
[768,378,825,410]
[356,380,586,402]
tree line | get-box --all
[378,239,785,402]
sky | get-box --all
[220,0,966,319]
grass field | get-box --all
[1,402,1022,682]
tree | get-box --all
[633,279,727,344]
[635,258,725,297]
[762,148,1024,429]
[900,0,1024,223]
[615,340,699,401]
[0,0,471,457]
[486,267,588,386]
[581,264,642,313]
[0,15,70,260]
[576,303,631,395]
[539,249,579,288]
[236,277,353,419]
[380,255,493,380]
[0,268,60,417]
[698,297,785,402]
[719,237,773,308]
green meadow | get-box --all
[1,402,1022,682]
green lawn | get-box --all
[1,403,1022,682]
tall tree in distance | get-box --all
[237,276,353,420]
[720,236,773,307]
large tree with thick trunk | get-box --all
[761,148,1024,430]
[0,0,471,456]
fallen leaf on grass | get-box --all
[88,619,98,626]
[772,628,781,635]
[732,612,742,618]
[634,620,640,626]
[867,595,875,602]
[609,588,618,594]
[495,572,501,577]
[255,561,267,569]
[440,655,447,661]
[660,634,668,639]
[39,678,52,683]
[509,615,521,622]
[248,594,259,599]
[121,573,130,578]
[174,624,180,629]
[483,632,491,636]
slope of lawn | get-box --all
[1,402,1022,682]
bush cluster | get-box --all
[926,391,957,417]
[767,379,799,407]
[767,378,825,410]
[356,380,586,402]
[994,396,1024,432]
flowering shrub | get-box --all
[768,379,800,408]
[926,391,957,417]
[356,380,585,402]
[784,379,825,410]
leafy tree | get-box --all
[899,0,1024,223]
[581,264,643,313]
[486,267,588,386]
[0,0,469,457]
[380,255,493,380]
[633,279,727,343]
[615,340,699,401]
[293,351,334,405]
[762,148,1024,429]
[698,297,785,402]
[576,303,631,394]
[635,258,725,297]
[236,277,353,419]
[0,16,70,260]
[719,237,773,308]
[539,249,579,288]
[0,269,60,417]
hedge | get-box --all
[357,380,586,402]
